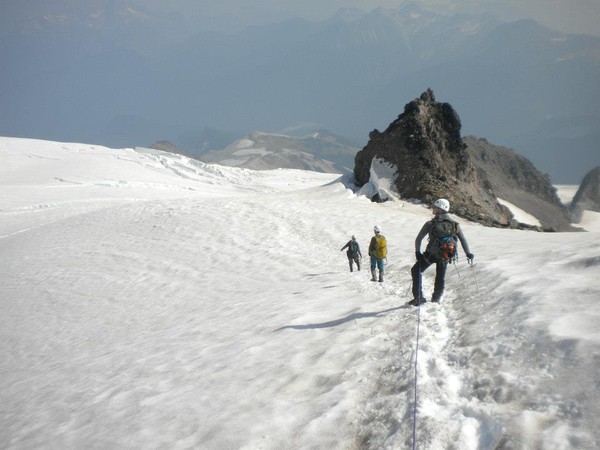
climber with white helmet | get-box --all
[368,225,387,282]
[409,198,474,306]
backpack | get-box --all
[428,219,458,262]
[374,235,387,259]
[349,240,359,257]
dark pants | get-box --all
[411,253,447,300]
[348,255,361,272]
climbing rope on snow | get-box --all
[411,271,424,449]
[410,258,478,448]
[412,299,421,450]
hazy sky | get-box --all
[141,0,600,35]
[1,0,598,182]
[2,0,598,36]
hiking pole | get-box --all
[452,259,461,278]
[469,259,479,291]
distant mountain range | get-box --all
[1,2,599,182]
[157,130,358,173]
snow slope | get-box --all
[1,137,599,449]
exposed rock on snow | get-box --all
[571,166,600,223]
[353,89,573,231]
[354,89,509,227]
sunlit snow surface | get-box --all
[1,137,599,449]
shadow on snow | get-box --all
[274,305,408,331]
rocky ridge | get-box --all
[201,131,357,173]
[464,136,572,230]
[570,166,600,223]
[354,90,573,230]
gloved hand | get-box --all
[415,251,423,261]
[466,253,475,262]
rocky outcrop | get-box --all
[354,89,511,226]
[353,89,573,230]
[149,140,197,159]
[571,166,600,222]
[465,136,573,231]
[150,140,180,153]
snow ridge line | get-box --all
[0,226,36,239]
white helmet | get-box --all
[433,198,450,212]
[374,225,382,233]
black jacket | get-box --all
[341,239,361,257]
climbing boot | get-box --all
[408,297,427,306]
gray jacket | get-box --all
[415,213,472,256]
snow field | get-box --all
[1,137,599,449]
